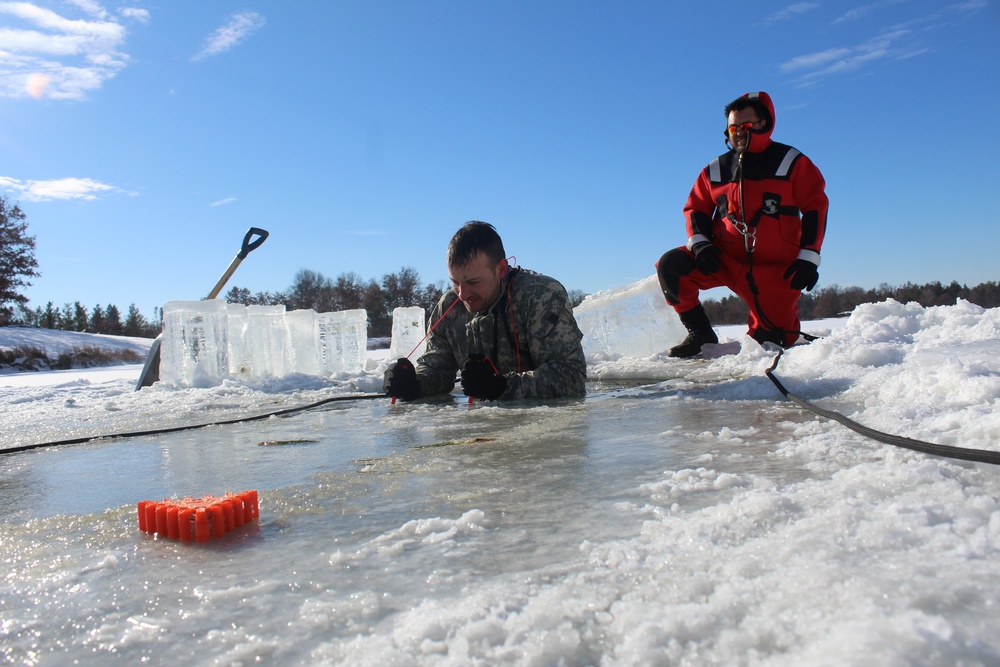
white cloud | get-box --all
[779,0,989,86]
[780,47,855,73]
[118,7,149,23]
[781,30,914,83]
[0,176,121,201]
[0,0,137,100]
[66,0,108,19]
[0,27,96,56]
[193,11,265,61]
[760,2,820,26]
[833,0,909,25]
[209,196,237,207]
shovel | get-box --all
[135,227,269,390]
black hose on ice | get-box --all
[765,349,1000,466]
[0,393,385,456]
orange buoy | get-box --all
[137,500,151,532]
[137,490,259,542]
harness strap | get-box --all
[489,268,533,372]
[733,150,816,344]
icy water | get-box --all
[3,378,999,666]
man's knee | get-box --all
[656,247,695,305]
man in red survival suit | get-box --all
[656,91,829,357]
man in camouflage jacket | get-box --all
[384,221,586,401]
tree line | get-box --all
[221,269,587,336]
[703,280,1000,325]
[3,194,999,337]
[14,301,160,337]
[14,276,1000,340]
[221,267,446,338]
[11,267,448,339]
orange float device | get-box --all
[137,490,259,542]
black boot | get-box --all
[669,305,718,358]
[751,328,786,348]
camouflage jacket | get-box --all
[414,267,586,399]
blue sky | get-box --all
[1,0,998,320]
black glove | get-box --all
[461,354,507,401]
[783,259,819,291]
[691,240,723,275]
[384,358,419,401]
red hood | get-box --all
[742,90,775,153]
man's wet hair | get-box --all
[447,221,506,268]
[724,95,772,130]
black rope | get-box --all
[765,349,1000,466]
[1,393,385,456]
[745,251,816,344]
[732,151,815,346]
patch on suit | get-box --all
[762,193,781,217]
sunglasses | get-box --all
[726,121,761,136]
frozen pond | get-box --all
[5,378,1000,666]
[3,297,1000,665]
[6,381,802,666]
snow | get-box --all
[2,280,999,666]
[0,326,150,364]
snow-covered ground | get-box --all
[2,278,999,666]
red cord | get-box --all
[404,293,462,360]
[391,294,462,405]
[394,259,517,406]
[481,355,500,374]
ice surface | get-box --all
[245,304,287,380]
[226,302,251,379]
[7,285,999,666]
[388,306,426,361]
[575,274,687,361]
[160,273,693,385]
[339,309,368,374]
[161,305,374,384]
[316,310,346,375]
[160,299,229,386]
[285,309,319,375]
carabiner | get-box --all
[734,219,757,253]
